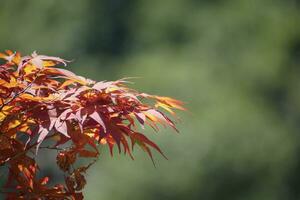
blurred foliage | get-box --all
[1,0,300,199]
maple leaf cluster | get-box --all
[0,50,184,199]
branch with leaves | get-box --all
[0,50,185,199]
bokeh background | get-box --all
[1,0,300,199]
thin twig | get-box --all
[0,69,42,111]
[1,134,56,165]
[39,146,65,151]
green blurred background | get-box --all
[1,0,300,199]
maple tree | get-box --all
[0,50,184,199]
